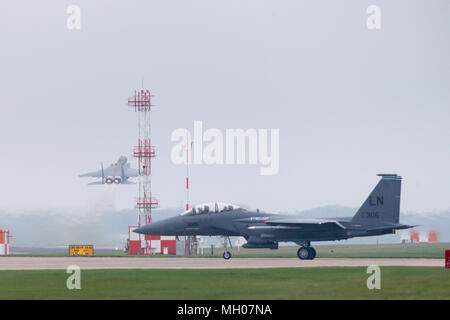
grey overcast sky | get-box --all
[0,1,449,214]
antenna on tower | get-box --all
[185,129,191,211]
[183,135,198,256]
[126,88,158,255]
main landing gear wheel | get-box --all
[223,251,232,260]
[309,247,317,260]
[297,246,316,260]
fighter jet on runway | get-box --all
[135,174,414,260]
[79,156,138,185]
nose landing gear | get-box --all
[222,236,233,260]
[223,250,232,260]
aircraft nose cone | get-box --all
[132,221,167,235]
[133,226,146,234]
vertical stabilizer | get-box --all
[352,174,402,226]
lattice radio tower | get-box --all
[127,89,158,254]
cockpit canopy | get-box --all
[181,202,241,216]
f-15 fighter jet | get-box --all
[79,156,138,185]
[134,174,413,260]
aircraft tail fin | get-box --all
[352,174,402,225]
[101,162,104,184]
[120,163,125,181]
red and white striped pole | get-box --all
[185,133,190,255]
[186,134,189,211]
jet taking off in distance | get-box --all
[79,156,138,185]
[135,174,414,260]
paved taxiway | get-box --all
[0,257,443,270]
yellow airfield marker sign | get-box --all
[69,245,94,256]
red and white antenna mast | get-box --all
[127,89,158,254]
[185,130,191,211]
[184,138,198,256]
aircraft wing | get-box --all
[80,164,114,178]
[121,180,136,184]
[79,170,104,178]
[259,217,347,231]
[87,181,104,185]
[123,166,139,178]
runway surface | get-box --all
[0,257,443,270]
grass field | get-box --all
[12,242,448,258]
[0,267,448,299]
